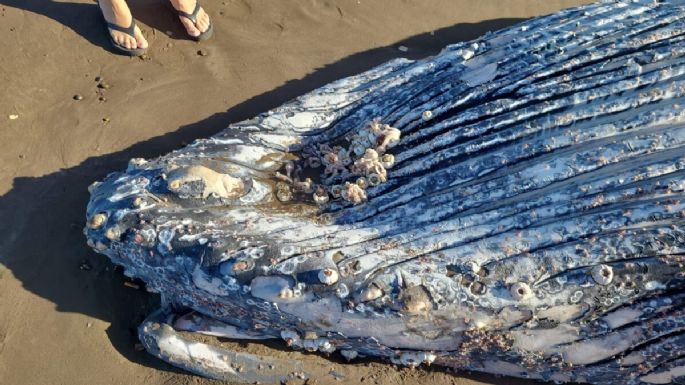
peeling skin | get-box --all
[167,165,245,199]
[86,1,685,385]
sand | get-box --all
[0,1,592,384]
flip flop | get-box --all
[97,1,148,56]
[173,0,214,41]
[104,19,148,56]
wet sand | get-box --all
[0,1,591,384]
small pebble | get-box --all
[95,76,102,82]
[166,42,173,48]
[97,82,111,89]
[86,322,92,328]
[98,96,106,102]
[398,45,409,52]
[197,49,209,56]
[139,54,150,61]
[8,114,18,120]
[73,94,83,101]
[102,117,110,122]
[18,154,24,159]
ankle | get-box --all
[101,0,130,14]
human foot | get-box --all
[169,0,213,40]
[98,0,148,54]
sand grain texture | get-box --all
[0,1,591,384]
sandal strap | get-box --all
[106,19,137,38]
[176,0,201,23]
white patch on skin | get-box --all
[645,281,667,290]
[461,62,498,87]
[341,349,358,361]
[167,165,245,199]
[192,266,231,296]
[560,326,642,365]
[537,304,587,323]
[619,351,645,366]
[157,333,236,374]
[640,366,685,384]
[602,308,642,329]
[250,276,291,301]
[174,314,275,340]
[511,324,580,353]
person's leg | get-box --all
[169,0,211,38]
[98,0,148,50]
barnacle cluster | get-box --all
[275,119,401,206]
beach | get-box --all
[0,1,591,384]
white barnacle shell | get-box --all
[87,181,102,194]
[280,330,302,348]
[591,264,614,285]
[360,284,383,301]
[280,245,297,257]
[336,283,349,298]
[362,148,379,161]
[368,173,382,186]
[127,157,147,171]
[329,185,343,198]
[279,287,296,299]
[381,154,395,169]
[318,338,335,353]
[342,182,367,204]
[318,268,339,285]
[465,261,481,274]
[293,177,313,193]
[313,187,329,204]
[340,349,358,361]
[276,184,293,202]
[391,351,435,368]
[510,282,533,300]
[349,141,367,157]
[88,213,107,229]
[104,226,121,241]
[461,48,475,60]
[377,126,401,151]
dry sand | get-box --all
[0,1,592,384]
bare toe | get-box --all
[179,16,201,37]
[197,11,210,33]
[134,26,149,49]
[114,34,125,47]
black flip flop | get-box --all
[174,0,214,41]
[97,1,148,57]
[104,19,148,56]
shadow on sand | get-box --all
[0,6,540,383]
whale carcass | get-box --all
[85,1,685,384]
